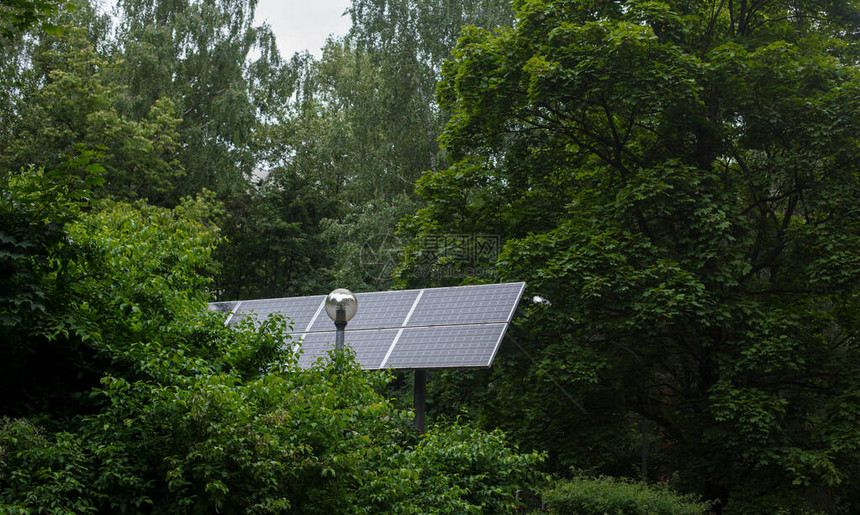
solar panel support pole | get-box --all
[414,369,427,433]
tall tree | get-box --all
[0,0,63,35]
[342,0,516,196]
[111,0,286,198]
[399,0,860,511]
[261,0,516,292]
[0,0,190,204]
[3,27,184,203]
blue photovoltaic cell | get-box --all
[292,332,332,368]
[208,301,238,313]
[294,329,399,369]
[307,289,420,332]
[383,324,507,369]
[230,295,324,331]
[209,282,526,370]
[406,283,523,327]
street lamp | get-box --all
[325,288,357,351]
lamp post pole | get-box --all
[334,307,346,351]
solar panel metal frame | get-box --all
[209,282,525,370]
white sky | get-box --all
[254,0,353,58]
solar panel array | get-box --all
[209,282,526,370]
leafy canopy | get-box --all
[399,0,860,511]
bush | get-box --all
[0,418,95,514]
[542,473,710,515]
[1,350,545,513]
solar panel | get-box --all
[307,289,420,332]
[209,301,238,313]
[405,283,523,327]
[384,324,508,369]
[209,282,526,370]
[294,329,400,369]
[227,295,325,332]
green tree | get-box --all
[0,163,101,419]
[320,193,420,291]
[259,0,515,293]
[1,2,185,204]
[0,164,219,420]
[399,0,860,512]
[337,0,515,199]
[111,0,287,198]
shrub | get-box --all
[542,473,710,515]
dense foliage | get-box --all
[398,0,860,512]
[542,474,710,515]
[3,0,860,511]
[0,168,544,511]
